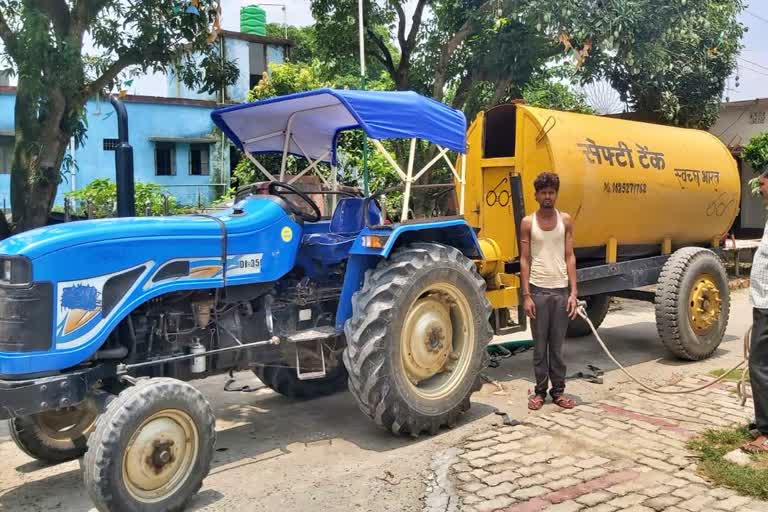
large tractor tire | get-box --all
[655,247,730,361]
[566,294,611,338]
[83,378,215,512]
[343,243,492,436]
[253,361,348,400]
[9,399,98,464]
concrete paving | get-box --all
[426,376,762,512]
[0,288,758,511]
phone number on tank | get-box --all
[603,182,647,194]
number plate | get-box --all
[230,253,263,275]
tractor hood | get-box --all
[0,197,292,261]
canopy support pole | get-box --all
[287,150,331,185]
[331,163,338,212]
[245,152,277,182]
[401,138,417,222]
[370,139,407,181]
[280,113,298,181]
[459,154,466,215]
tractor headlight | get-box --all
[0,256,31,286]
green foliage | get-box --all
[523,78,594,114]
[688,426,768,500]
[744,133,768,173]
[66,179,180,218]
[267,24,317,64]
[522,0,745,128]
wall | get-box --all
[0,92,224,210]
[0,91,13,210]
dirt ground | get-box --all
[0,289,755,512]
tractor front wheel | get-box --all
[344,243,492,436]
[82,378,215,512]
[9,399,98,464]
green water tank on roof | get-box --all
[241,5,267,36]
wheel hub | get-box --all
[689,274,722,335]
[402,296,454,384]
[33,399,98,440]
[123,410,198,503]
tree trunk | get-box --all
[10,81,72,234]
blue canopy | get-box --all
[211,89,467,164]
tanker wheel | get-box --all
[343,243,492,436]
[83,378,215,512]
[566,294,611,338]
[253,354,348,400]
[9,398,98,464]
[655,247,730,361]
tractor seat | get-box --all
[301,198,382,263]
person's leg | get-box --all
[547,289,570,399]
[750,308,768,435]
[531,287,552,398]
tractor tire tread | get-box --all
[83,378,215,512]
[654,247,729,360]
[343,243,492,436]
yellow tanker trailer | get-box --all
[461,103,740,360]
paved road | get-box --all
[0,289,755,511]
[426,375,761,512]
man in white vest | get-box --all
[744,171,768,453]
[520,172,579,410]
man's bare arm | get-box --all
[520,216,533,296]
[563,213,577,297]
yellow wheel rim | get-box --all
[688,274,722,335]
[400,282,475,400]
[122,409,199,503]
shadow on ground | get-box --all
[0,374,496,511]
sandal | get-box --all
[742,435,768,454]
[552,395,576,409]
[528,395,545,411]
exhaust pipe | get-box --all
[110,95,136,218]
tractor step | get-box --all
[286,325,341,344]
[288,326,341,381]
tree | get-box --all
[522,75,593,114]
[266,23,316,64]
[311,0,428,90]
[0,0,234,236]
[744,132,768,174]
[522,0,745,128]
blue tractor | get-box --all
[0,90,492,511]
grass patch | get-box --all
[708,368,749,381]
[688,425,768,500]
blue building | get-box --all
[0,30,292,210]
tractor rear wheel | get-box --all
[655,247,730,360]
[566,295,611,338]
[344,243,492,436]
[83,378,215,512]
[9,399,98,464]
[253,359,347,399]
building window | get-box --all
[155,142,176,176]
[103,138,120,151]
[0,135,13,174]
[189,144,210,176]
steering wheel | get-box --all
[268,181,322,222]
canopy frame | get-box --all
[213,89,468,220]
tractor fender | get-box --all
[336,219,483,328]
[348,218,483,259]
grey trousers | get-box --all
[530,285,569,397]
[751,308,768,434]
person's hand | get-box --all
[567,294,579,320]
[524,295,536,319]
